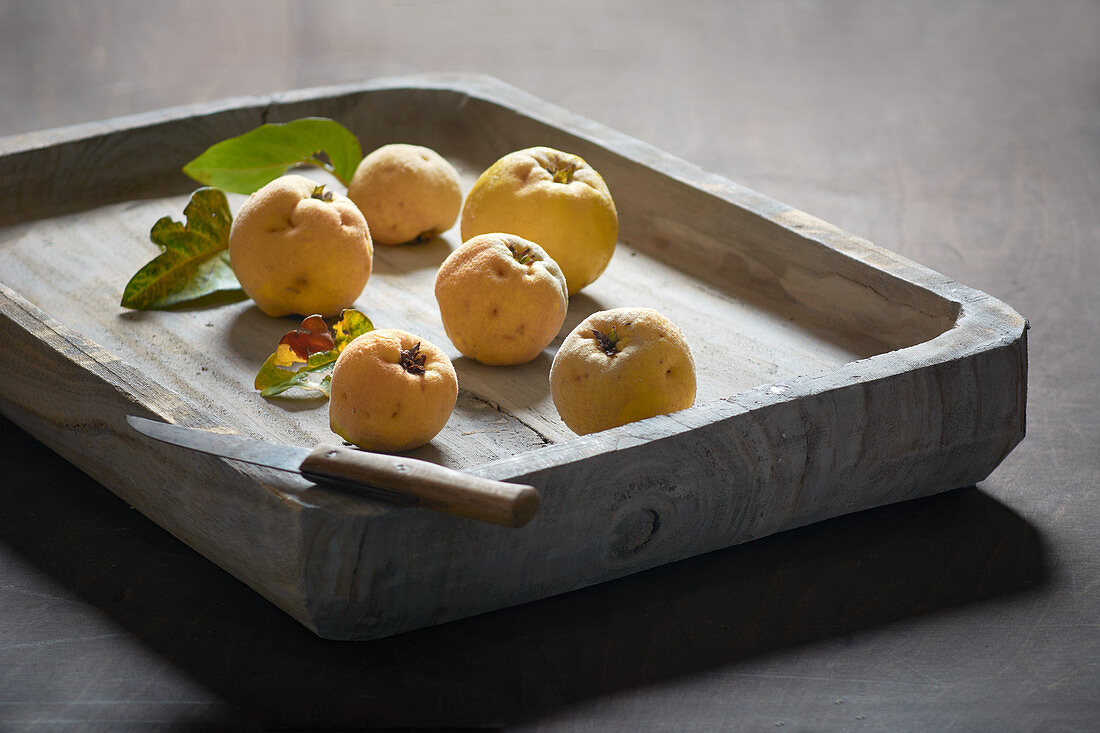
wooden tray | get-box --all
[0,74,1027,640]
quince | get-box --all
[549,307,696,435]
[329,329,458,452]
[434,233,568,365]
[460,146,618,295]
[347,143,462,245]
[229,174,373,317]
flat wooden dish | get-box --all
[0,74,1027,640]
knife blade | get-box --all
[126,415,539,528]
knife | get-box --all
[126,416,539,528]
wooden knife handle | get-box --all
[299,443,540,528]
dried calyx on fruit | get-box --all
[550,161,579,184]
[591,326,620,356]
[508,242,535,265]
[400,342,427,374]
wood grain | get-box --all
[0,75,1026,640]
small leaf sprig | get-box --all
[253,309,374,398]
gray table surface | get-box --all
[1,1,1096,730]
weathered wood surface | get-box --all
[0,75,1026,639]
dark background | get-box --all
[1,1,1096,730]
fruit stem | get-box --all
[551,162,578,184]
[507,242,534,265]
[400,342,427,374]
[301,154,350,186]
[304,150,353,187]
[310,184,334,202]
[591,327,619,356]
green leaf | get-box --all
[256,349,340,397]
[121,188,241,310]
[254,310,374,399]
[182,117,362,193]
[331,308,374,350]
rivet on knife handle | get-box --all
[299,444,540,528]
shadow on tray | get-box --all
[0,413,1047,730]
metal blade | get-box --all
[127,415,310,474]
[127,415,537,526]
[126,415,419,506]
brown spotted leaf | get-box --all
[279,314,336,361]
[254,309,374,398]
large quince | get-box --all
[460,146,618,295]
[434,233,568,366]
[229,174,373,317]
[549,307,696,435]
[329,329,458,452]
[347,143,462,245]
